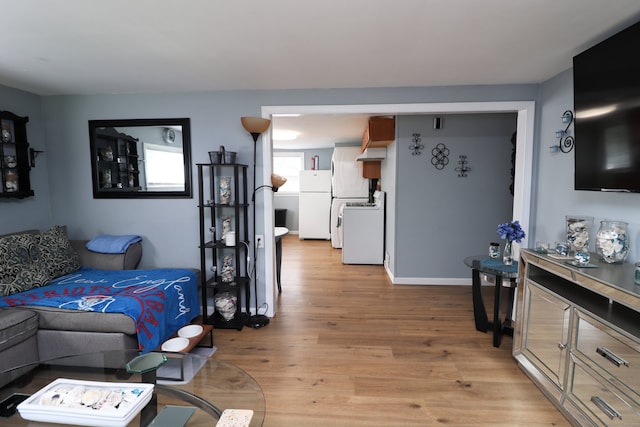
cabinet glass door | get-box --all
[523,282,571,389]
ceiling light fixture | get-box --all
[272,130,299,141]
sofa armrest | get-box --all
[70,240,142,270]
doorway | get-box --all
[257,102,535,317]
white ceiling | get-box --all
[3,0,640,148]
[272,114,372,149]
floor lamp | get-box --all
[241,116,272,329]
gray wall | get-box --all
[533,69,640,262]
[4,71,639,303]
[393,114,516,281]
[303,147,334,171]
[0,86,51,233]
[3,84,540,306]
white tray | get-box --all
[17,378,154,427]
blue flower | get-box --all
[497,220,526,243]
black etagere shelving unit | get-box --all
[197,163,250,330]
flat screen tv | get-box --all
[573,20,640,193]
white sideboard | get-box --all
[514,250,640,426]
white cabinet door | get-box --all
[298,192,331,239]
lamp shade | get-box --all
[271,174,287,190]
[241,117,271,135]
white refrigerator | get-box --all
[330,146,369,248]
[299,170,331,239]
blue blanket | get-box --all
[0,268,199,352]
[86,235,142,254]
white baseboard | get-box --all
[384,266,471,286]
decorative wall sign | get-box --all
[409,133,424,155]
[455,155,471,177]
[431,143,449,170]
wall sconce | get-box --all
[550,110,574,153]
[455,155,471,177]
[409,133,423,155]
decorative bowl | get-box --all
[161,337,189,352]
[177,324,203,338]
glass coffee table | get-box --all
[0,350,265,426]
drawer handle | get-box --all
[596,347,629,367]
[591,396,622,420]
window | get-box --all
[143,143,185,190]
[273,152,304,193]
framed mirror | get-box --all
[88,118,192,198]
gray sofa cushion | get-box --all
[37,329,138,361]
[71,240,142,270]
[0,307,38,352]
[0,306,38,383]
[18,306,137,335]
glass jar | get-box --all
[595,220,629,264]
[214,292,237,321]
[565,215,593,252]
[218,176,231,205]
[489,242,500,258]
[220,254,235,283]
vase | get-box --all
[503,241,513,265]
[596,220,629,264]
[565,215,593,253]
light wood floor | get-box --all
[212,236,570,426]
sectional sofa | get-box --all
[0,227,200,375]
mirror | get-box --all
[88,118,192,198]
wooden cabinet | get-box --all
[514,250,640,426]
[0,111,34,199]
[362,161,381,179]
[197,163,249,330]
[361,116,395,150]
[359,117,395,179]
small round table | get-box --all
[464,256,519,348]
